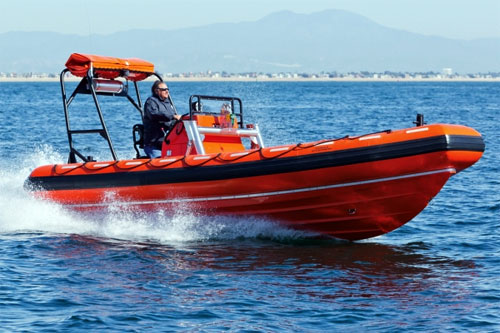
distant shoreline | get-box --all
[0,77,499,83]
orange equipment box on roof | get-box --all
[65,53,155,81]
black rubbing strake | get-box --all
[25,134,485,191]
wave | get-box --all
[0,145,310,244]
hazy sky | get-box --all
[0,0,499,40]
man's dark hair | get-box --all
[151,80,164,97]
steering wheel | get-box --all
[174,114,190,135]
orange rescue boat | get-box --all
[25,53,485,241]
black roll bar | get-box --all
[188,95,244,128]
[60,69,166,163]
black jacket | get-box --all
[143,95,177,149]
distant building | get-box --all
[442,68,453,76]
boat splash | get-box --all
[1,146,309,244]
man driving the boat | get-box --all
[143,80,182,158]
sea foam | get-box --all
[0,145,307,244]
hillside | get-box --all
[1,10,499,73]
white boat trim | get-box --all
[359,135,381,141]
[229,152,250,157]
[193,155,212,160]
[406,127,429,134]
[60,165,78,169]
[269,147,290,152]
[66,167,456,208]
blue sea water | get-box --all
[0,81,498,331]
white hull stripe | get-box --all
[158,158,178,163]
[61,165,78,169]
[359,135,381,141]
[230,152,250,157]
[316,141,334,146]
[269,147,290,152]
[406,127,429,134]
[66,168,456,208]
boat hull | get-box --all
[26,124,484,241]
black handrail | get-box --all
[188,95,243,128]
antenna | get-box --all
[84,0,93,51]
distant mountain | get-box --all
[1,10,499,73]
